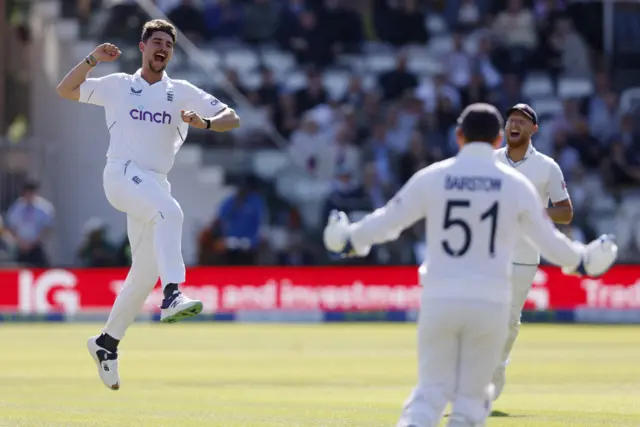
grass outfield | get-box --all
[0,323,638,426]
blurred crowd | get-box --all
[2,0,640,267]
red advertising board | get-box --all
[0,265,638,315]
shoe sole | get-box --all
[160,301,204,323]
[86,338,120,391]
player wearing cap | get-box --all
[491,103,573,401]
[323,103,618,427]
[56,20,240,390]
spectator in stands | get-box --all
[99,0,148,42]
[319,0,364,55]
[379,51,418,102]
[611,114,640,151]
[375,0,429,46]
[550,17,592,78]
[460,72,490,107]
[471,36,503,90]
[457,0,483,33]
[274,91,299,138]
[552,129,581,179]
[295,68,328,115]
[493,0,538,73]
[77,218,117,267]
[434,95,459,136]
[242,0,281,45]
[257,67,280,109]
[225,69,248,98]
[398,130,435,186]
[203,0,244,40]
[167,0,208,42]
[567,119,602,170]
[232,91,271,147]
[331,122,362,176]
[0,216,16,265]
[551,98,582,135]
[416,72,460,114]
[586,72,618,136]
[384,105,414,155]
[285,10,334,67]
[341,76,366,109]
[603,140,640,190]
[5,180,54,267]
[362,162,393,210]
[270,205,314,265]
[356,92,383,138]
[323,164,370,221]
[288,113,333,179]
[588,91,620,143]
[363,122,396,187]
[534,0,568,29]
[447,32,473,89]
[214,176,265,265]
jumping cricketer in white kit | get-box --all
[491,103,573,400]
[323,103,617,427]
[56,20,240,390]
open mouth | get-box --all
[509,130,521,139]
[154,52,167,63]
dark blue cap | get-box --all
[506,103,538,125]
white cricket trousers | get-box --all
[498,265,538,368]
[397,298,509,427]
[101,159,186,339]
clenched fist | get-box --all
[91,43,122,62]
[181,110,207,129]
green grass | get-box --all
[0,323,638,426]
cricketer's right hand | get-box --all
[91,43,122,62]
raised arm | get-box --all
[56,43,121,102]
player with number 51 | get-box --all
[323,103,617,427]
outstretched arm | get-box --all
[347,171,428,253]
[56,43,121,101]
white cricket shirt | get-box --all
[79,69,228,174]
[495,144,570,265]
[347,143,581,304]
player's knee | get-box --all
[154,201,183,224]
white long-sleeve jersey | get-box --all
[348,142,582,304]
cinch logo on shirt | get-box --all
[129,107,172,124]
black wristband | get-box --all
[204,118,211,130]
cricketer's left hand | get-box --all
[181,110,207,129]
[323,211,369,258]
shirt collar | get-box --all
[458,142,496,158]
[505,143,535,166]
[133,68,169,86]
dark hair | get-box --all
[141,19,177,44]
[457,103,503,143]
[23,179,39,192]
